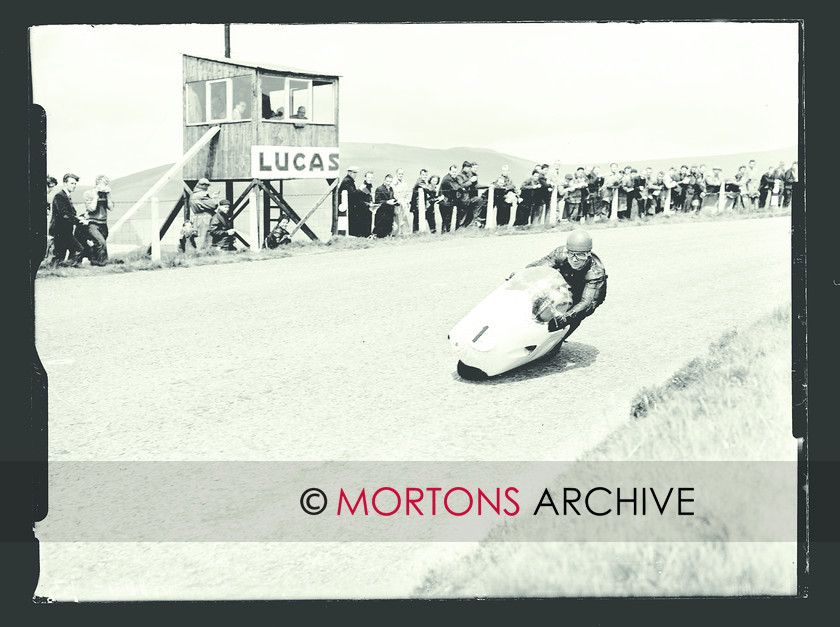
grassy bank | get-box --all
[416,305,797,597]
[36,205,790,280]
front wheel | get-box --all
[457,360,488,381]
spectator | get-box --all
[586,166,604,221]
[208,198,237,251]
[601,163,621,219]
[391,167,412,236]
[356,171,375,237]
[662,167,679,212]
[265,215,292,248]
[339,166,361,237]
[744,159,759,211]
[772,161,786,206]
[684,165,701,213]
[728,165,748,211]
[48,173,84,267]
[44,176,59,262]
[439,164,461,234]
[758,165,776,209]
[469,162,489,227]
[702,166,723,210]
[82,174,114,266]
[490,175,515,226]
[517,169,543,226]
[410,169,440,233]
[455,161,478,229]
[546,160,564,221]
[673,165,691,212]
[616,166,634,219]
[559,173,574,221]
[426,174,443,233]
[566,168,588,222]
[373,174,398,238]
[231,100,248,120]
[189,178,220,250]
[178,220,198,253]
[783,161,798,208]
[649,171,666,214]
[290,106,307,119]
[499,164,517,193]
[534,163,551,225]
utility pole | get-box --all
[224,24,231,58]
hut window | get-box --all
[261,73,336,125]
[186,75,252,124]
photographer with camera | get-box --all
[82,174,115,266]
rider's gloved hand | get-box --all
[548,314,569,333]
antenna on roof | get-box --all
[224,24,231,58]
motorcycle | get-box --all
[449,265,574,379]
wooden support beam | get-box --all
[256,180,319,241]
[111,125,221,236]
[289,178,338,239]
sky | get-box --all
[30,22,800,183]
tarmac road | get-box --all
[33,216,791,599]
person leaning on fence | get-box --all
[586,166,604,221]
[744,159,759,210]
[516,170,542,226]
[410,169,438,233]
[373,174,398,238]
[758,164,776,209]
[454,161,478,229]
[425,174,443,233]
[81,174,114,266]
[209,198,237,251]
[783,161,797,208]
[48,173,85,267]
[439,165,461,234]
[265,215,292,249]
[391,168,412,235]
[189,178,220,250]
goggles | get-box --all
[567,250,591,261]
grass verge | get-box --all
[36,206,790,279]
[416,305,797,597]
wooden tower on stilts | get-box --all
[109,51,342,253]
[178,53,342,247]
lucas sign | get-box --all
[251,146,340,179]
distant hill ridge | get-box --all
[101,141,796,193]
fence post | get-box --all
[611,187,619,221]
[250,191,260,249]
[548,185,558,225]
[718,179,727,213]
[417,187,427,233]
[451,204,458,232]
[486,184,496,230]
[150,196,161,262]
[663,188,672,215]
[338,189,349,235]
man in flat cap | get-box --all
[189,178,220,250]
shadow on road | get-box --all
[453,341,599,385]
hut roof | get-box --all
[183,53,341,79]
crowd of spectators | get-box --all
[43,156,797,266]
[336,158,797,237]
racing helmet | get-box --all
[565,229,593,253]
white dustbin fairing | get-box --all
[449,266,573,377]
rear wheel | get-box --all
[457,360,488,381]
